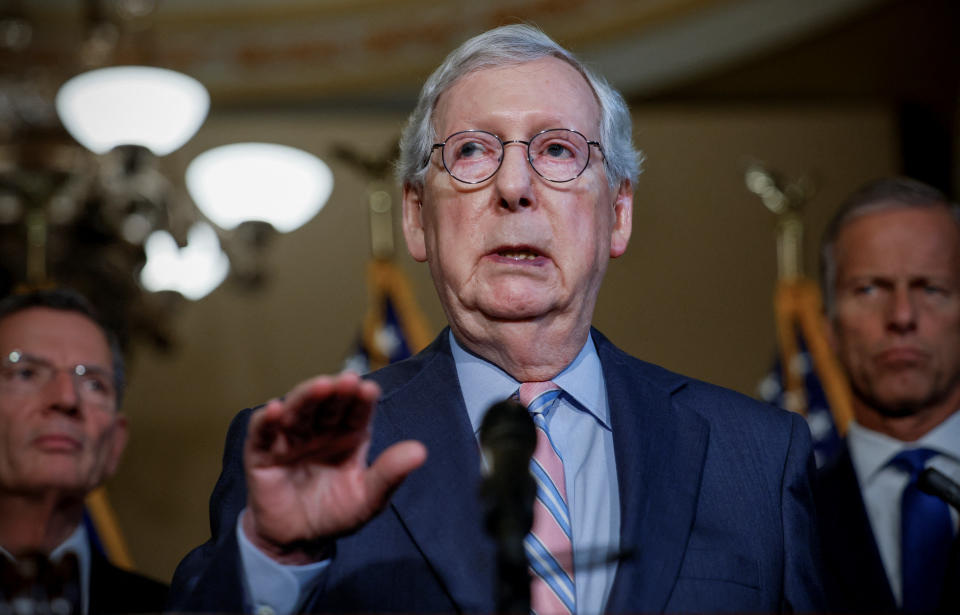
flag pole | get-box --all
[748,163,853,435]
[334,140,433,372]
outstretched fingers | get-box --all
[247,373,382,467]
[241,372,426,559]
[246,398,287,461]
[364,440,429,509]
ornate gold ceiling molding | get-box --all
[13,0,886,104]
[149,0,742,102]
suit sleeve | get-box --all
[780,411,828,613]
[167,410,252,613]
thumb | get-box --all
[364,440,428,507]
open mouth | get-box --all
[494,245,544,261]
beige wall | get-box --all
[107,102,898,582]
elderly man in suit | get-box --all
[0,289,168,614]
[816,177,960,614]
[170,24,824,614]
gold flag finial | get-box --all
[745,162,812,281]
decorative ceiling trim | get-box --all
[12,0,888,104]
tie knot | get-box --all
[889,448,939,480]
[518,381,561,415]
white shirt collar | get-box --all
[848,409,960,486]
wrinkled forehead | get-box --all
[432,57,602,138]
[0,308,112,367]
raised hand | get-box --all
[241,371,427,564]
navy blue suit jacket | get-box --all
[815,442,960,613]
[170,329,825,613]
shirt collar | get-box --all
[848,409,960,484]
[51,523,91,615]
[0,523,90,615]
[449,330,610,434]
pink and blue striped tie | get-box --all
[519,381,575,615]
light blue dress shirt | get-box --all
[239,331,621,615]
[450,331,621,615]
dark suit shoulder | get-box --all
[816,443,857,488]
[366,328,454,400]
[89,550,169,614]
[592,327,799,433]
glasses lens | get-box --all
[528,129,590,182]
[0,351,115,409]
[73,365,116,407]
[442,131,502,183]
[0,355,54,394]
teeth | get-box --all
[499,251,538,260]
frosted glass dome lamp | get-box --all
[186,143,333,233]
[55,65,209,156]
[140,221,230,301]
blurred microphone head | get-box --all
[918,467,960,510]
[479,399,536,474]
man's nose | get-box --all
[47,369,81,416]
[495,141,534,210]
[887,286,918,333]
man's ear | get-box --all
[610,180,633,259]
[104,414,128,479]
[402,183,428,263]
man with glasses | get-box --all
[0,288,168,614]
[172,24,824,614]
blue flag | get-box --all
[344,260,432,373]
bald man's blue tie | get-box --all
[890,448,955,614]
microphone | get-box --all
[918,467,960,511]
[479,398,537,614]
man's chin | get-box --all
[469,293,557,321]
[861,388,937,418]
[871,401,926,419]
[23,462,97,493]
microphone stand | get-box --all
[480,400,536,615]
[478,400,637,613]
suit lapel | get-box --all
[817,447,896,611]
[89,548,128,615]
[88,548,112,615]
[371,334,497,613]
[597,333,709,613]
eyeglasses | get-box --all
[0,350,116,410]
[431,128,603,184]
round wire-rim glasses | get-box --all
[431,128,603,184]
[0,349,116,410]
